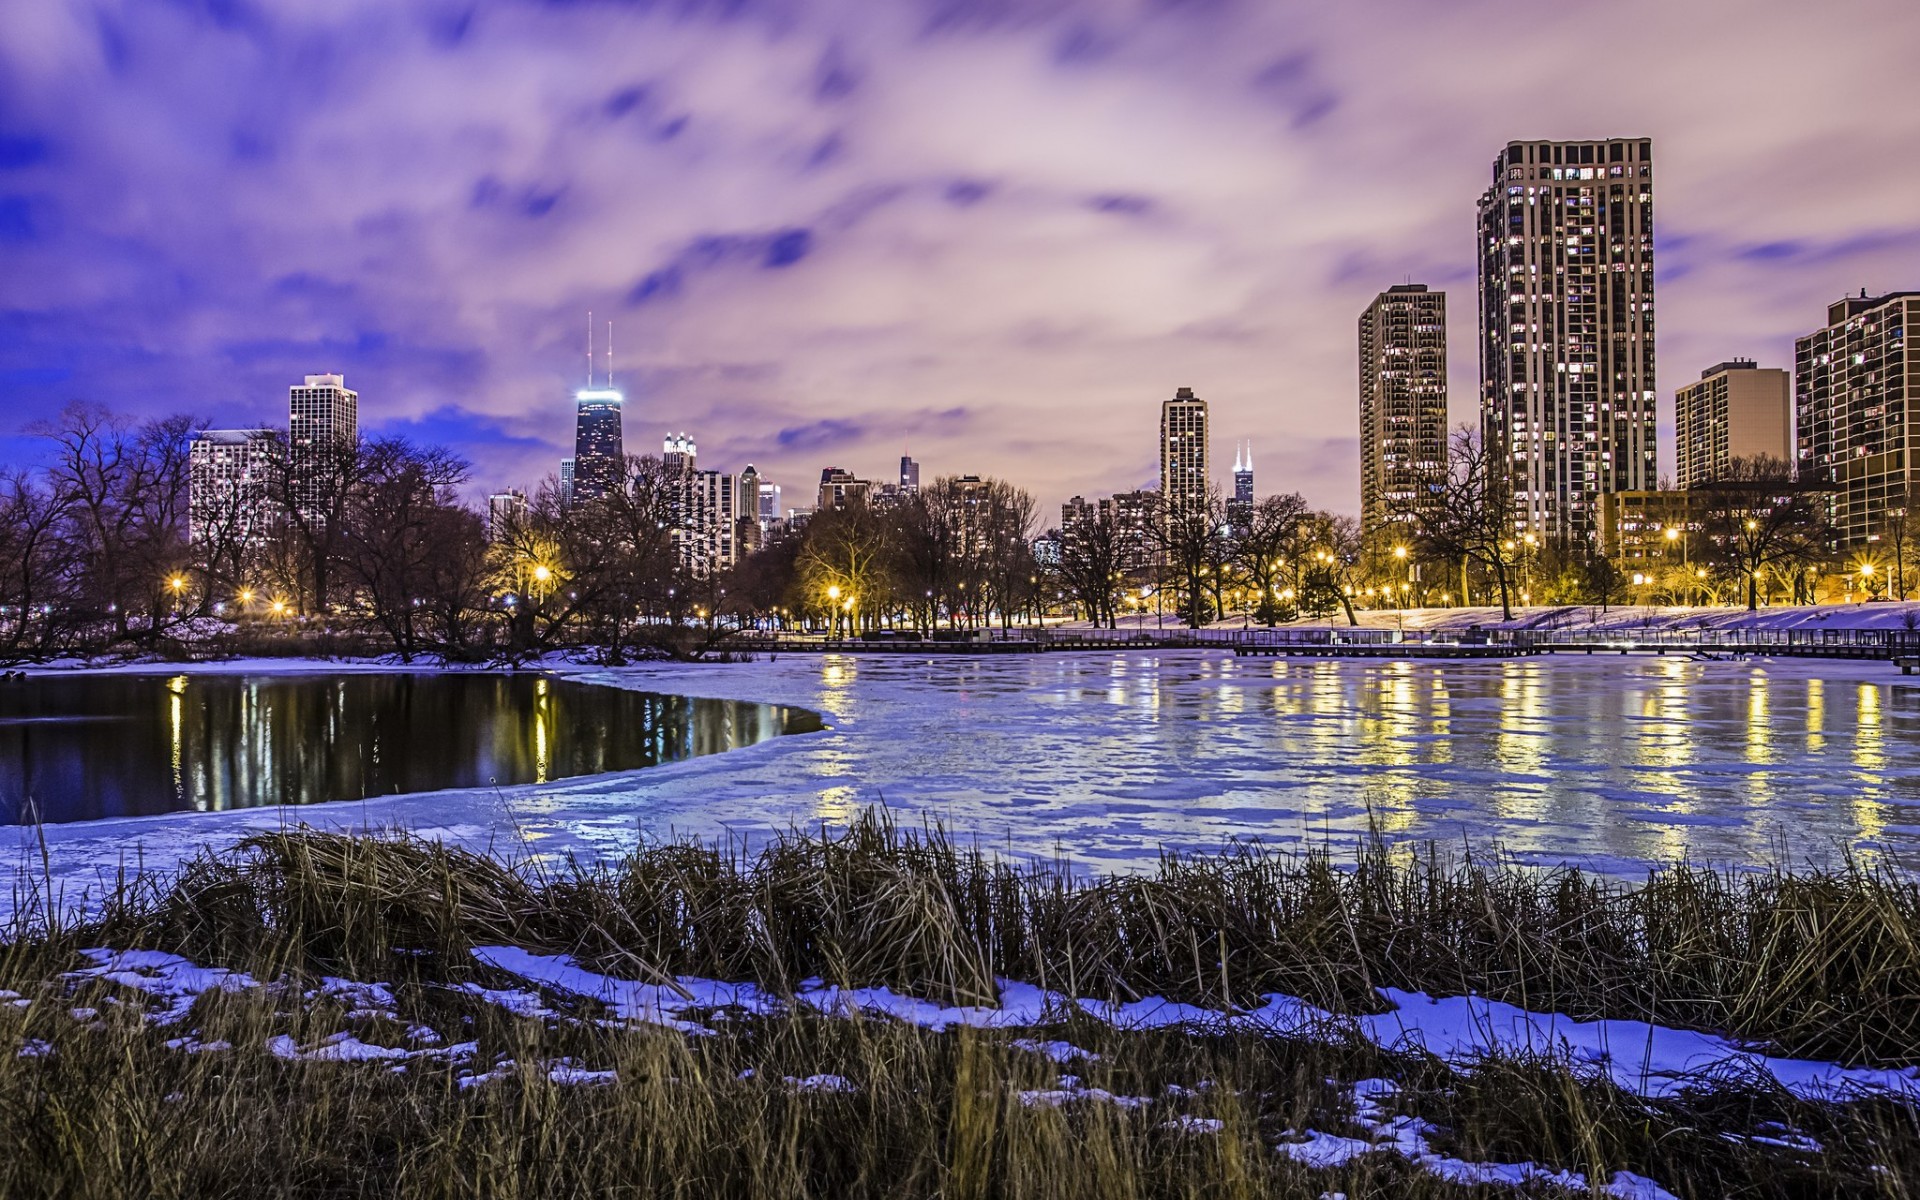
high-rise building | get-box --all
[559,457,576,503]
[571,387,625,503]
[289,373,358,515]
[817,468,871,510]
[188,429,275,545]
[1477,138,1656,539]
[900,455,920,494]
[1159,386,1209,523]
[1795,291,1920,545]
[1358,284,1448,537]
[1229,441,1255,530]
[487,490,529,542]
[735,466,765,558]
[663,433,697,475]
[1675,359,1791,489]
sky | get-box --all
[4,0,1920,521]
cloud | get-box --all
[1,0,1918,524]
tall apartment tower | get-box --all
[1159,386,1209,523]
[571,386,625,503]
[900,455,921,495]
[289,373,358,515]
[1675,359,1791,488]
[1358,285,1448,537]
[1796,291,1920,545]
[1477,138,1656,540]
[189,428,275,544]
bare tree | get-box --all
[339,439,474,660]
[1697,456,1831,612]
[1230,493,1312,625]
[1399,426,1524,620]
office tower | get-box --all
[559,457,576,504]
[1233,442,1254,505]
[571,386,625,503]
[289,373,358,515]
[900,455,920,494]
[817,468,871,510]
[1477,138,1656,539]
[757,480,782,524]
[1159,386,1209,523]
[1796,291,1920,545]
[1675,359,1791,489]
[1358,284,1448,537]
[735,466,765,558]
[487,490,529,541]
[663,433,696,474]
[188,429,275,544]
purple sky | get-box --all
[4,0,1919,520]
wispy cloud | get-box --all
[1,0,1917,520]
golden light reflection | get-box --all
[1806,678,1826,752]
[1853,682,1887,857]
[168,675,187,806]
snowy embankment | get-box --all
[56,939,1920,1199]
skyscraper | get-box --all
[1159,386,1209,523]
[1796,291,1920,545]
[559,457,576,504]
[487,490,529,541]
[1230,441,1255,530]
[1358,285,1448,539]
[289,373,358,516]
[571,386,625,503]
[1675,359,1791,488]
[900,455,920,495]
[189,428,275,544]
[1477,138,1656,539]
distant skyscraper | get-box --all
[1675,359,1791,489]
[289,372,358,515]
[487,489,529,541]
[1159,386,1209,523]
[559,457,576,503]
[663,433,697,474]
[900,455,920,494]
[1796,291,1920,545]
[189,428,275,544]
[1358,284,1448,537]
[1477,138,1656,539]
[1229,441,1255,530]
[571,386,625,503]
[817,468,871,510]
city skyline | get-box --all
[4,1,1920,519]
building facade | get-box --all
[817,468,872,510]
[1675,360,1791,488]
[1358,284,1448,537]
[900,456,920,495]
[188,429,276,545]
[1795,291,1920,546]
[1477,138,1656,540]
[571,387,625,503]
[487,490,529,542]
[289,373,358,515]
[1159,386,1209,524]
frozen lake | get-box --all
[16,650,1920,903]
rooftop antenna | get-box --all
[587,310,594,387]
[607,320,614,390]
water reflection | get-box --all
[0,673,820,824]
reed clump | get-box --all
[3,811,1919,1198]
[57,811,1920,1065]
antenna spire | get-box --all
[587,310,594,387]
[607,320,614,389]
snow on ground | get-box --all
[8,647,1920,917]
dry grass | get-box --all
[2,813,1917,1198]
